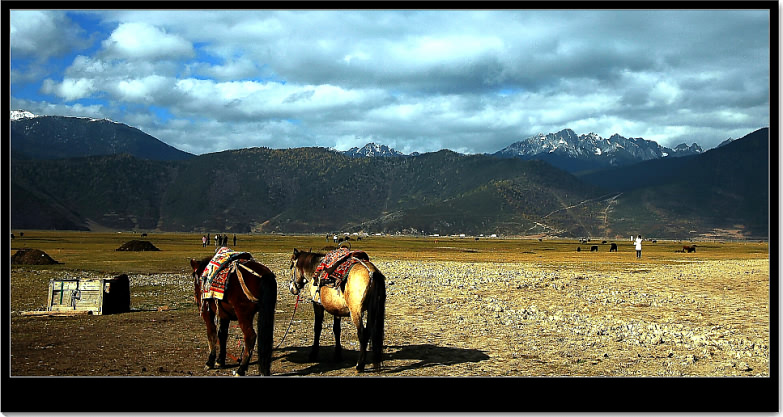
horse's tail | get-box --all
[366,268,386,368]
[256,272,277,376]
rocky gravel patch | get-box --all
[365,258,770,376]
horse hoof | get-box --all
[232,370,245,377]
[204,364,213,371]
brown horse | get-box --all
[190,254,277,376]
[288,248,386,372]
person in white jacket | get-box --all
[634,235,643,259]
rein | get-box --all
[278,255,315,348]
[275,293,300,349]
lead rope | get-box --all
[275,293,300,349]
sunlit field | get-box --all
[10,231,770,379]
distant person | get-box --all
[215,234,220,247]
[233,234,237,246]
[634,235,643,259]
[202,235,207,247]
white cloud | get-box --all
[10,9,772,154]
[101,22,194,60]
[10,11,91,59]
[188,57,262,81]
[111,75,171,103]
[41,77,96,101]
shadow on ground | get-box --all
[274,343,489,376]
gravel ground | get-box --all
[11,256,769,378]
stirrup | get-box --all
[312,283,322,305]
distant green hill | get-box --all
[157,147,606,235]
[12,154,176,230]
[578,128,769,239]
[11,147,605,236]
[10,128,770,239]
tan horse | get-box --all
[288,248,386,372]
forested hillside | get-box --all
[11,128,770,239]
[12,147,604,235]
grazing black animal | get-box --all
[610,243,618,252]
[577,247,581,252]
[683,245,697,253]
[590,246,598,252]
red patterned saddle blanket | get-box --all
[313,248,369,288]
[201,247,252,300]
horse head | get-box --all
[289,248,307,295]
[190,257,210,304]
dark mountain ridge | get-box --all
[11,146,606,236]
[10,111,193,161]
[8,111,769,239]
[578,128,769,238]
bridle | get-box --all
[288,258,308,294]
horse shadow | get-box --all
[274,343,490,376]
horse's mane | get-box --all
[294,250,325,276]
[299,250,325,261]
[194,255,212,275]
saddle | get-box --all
[313,248,370,290]
[201,247,252,300]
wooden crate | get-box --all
[47,274,130,315]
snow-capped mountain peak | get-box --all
[11,109,120,125]
[343,142,406,158]
[11,110,37,120]
[493,129,705,172]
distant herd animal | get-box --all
[577,241,614,252]
[575,241,698,254]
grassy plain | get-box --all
[9,230,770,272]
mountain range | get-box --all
[343,142,408,158]
[493,129,704,172]
[9,111,770,239]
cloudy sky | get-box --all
[9,8,771,155]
